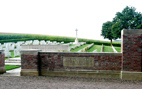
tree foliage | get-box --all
[101,6,142,42]
[101,21,114,45]
[112,6,142,39]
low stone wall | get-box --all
[20,50,122,79]
[39,52,122,79]
[21,45,70,52]
[39,52,122,71]
[0,50,6,74]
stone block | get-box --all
[121,71,142,80]
[21,69,38,76]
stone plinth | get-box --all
[20,49,41,76]
[0,50,6,74]
[74,38,78,44]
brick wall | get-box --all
[39,52,122,71]
[0,50,6,74]
[122,29,142,72]
[0,50,5,67]
[20,49,41,76]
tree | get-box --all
[101,21,114,46]
[112,6,142,39]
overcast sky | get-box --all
[0,0,141,41]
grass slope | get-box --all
[86,45,102,52]
[5,65,21,71]
[103,46,114,52]
[71,44,90,52]
[69,44,76,48]
[114,46,121,52]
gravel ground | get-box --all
[0,76,142,89]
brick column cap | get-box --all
[123,29,142,34]
[20,49,41,55]
[0,50,4,53]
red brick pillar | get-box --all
[20,49,41,76]
[122,29,142,72]
[0,50,6,74]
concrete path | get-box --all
[0,67,21,76]
[0,57,21,76]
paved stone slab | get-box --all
[0,67,21,76]
[5,63,21,65]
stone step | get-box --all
[6,58,21,61]
[8,59,21,61]
[5,61,21,63]
[5,63,21,66]
[5,60,21,62]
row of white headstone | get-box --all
[24,40,64,45]
[0,42,22,57]
[0,40,65,58]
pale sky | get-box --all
[0,0,141,41]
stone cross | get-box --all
[75,28,78,39]
[74,28,78,44]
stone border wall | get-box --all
[39,52,122,71]
[0,50,6,74]
[21,45,70,52]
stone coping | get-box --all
[21,49,41,52]
[21,44,69,46]
[41,69,121,73]
[0,50,4,53]
[123,29,142,34]
[39,52,122,56]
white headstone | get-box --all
[40,40,46,45]
[33,40,39,45]
[0,45,2,50]
[4,48,11,57]
[14,49,20,57]
[9,43,15,51]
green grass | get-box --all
[103,46,114,52]
[5,65,21,70]
[71,44,90,52]
[69,44,76,48]
[114,46,121,52]
[86,45,102,52]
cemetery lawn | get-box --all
[114,46,121,52]
[86,45,102,52]
[69,44,76,48]
[71,44,90,52]
[5,65,21,70]
[103,46,114,52]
